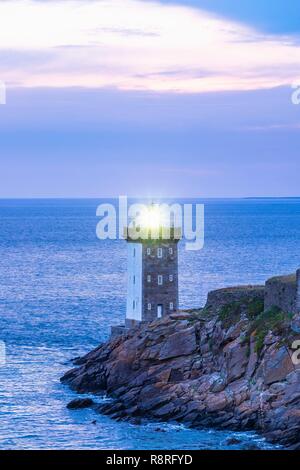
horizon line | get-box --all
[0,196,299,201]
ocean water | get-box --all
[0,198,299,450]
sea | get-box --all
[0,198,299,450]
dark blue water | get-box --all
[0,198,299,449]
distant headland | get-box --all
[244,197,300,200]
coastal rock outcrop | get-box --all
[67,398,94,409]
[61,285,300,449]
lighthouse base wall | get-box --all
[110,325,129,340]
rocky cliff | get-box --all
[61,285,300,449]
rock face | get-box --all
[61,285,300,449]
[67,398,94,409]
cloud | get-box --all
[93,27,160,37]
[0,0,300,92]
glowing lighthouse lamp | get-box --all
[124,205,181,329]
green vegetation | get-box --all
[243,307,293,355]
[219,301,242,328]
[218,297,264,329]
[217,298,293,355]
[188,297,293,357]
[247,298,265,320]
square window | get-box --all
[158,275,163,285]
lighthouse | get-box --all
[110,204,181,337]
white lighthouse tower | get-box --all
[125,205,181,328]
[111,205,181,337]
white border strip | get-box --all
[0,81,6,104]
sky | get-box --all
[0,0,299,197]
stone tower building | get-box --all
[125,226,181,328]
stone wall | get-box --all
[264,273,297,314]
[205,285,265,313]
[110,325,129,339]
[142,241,179,321]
